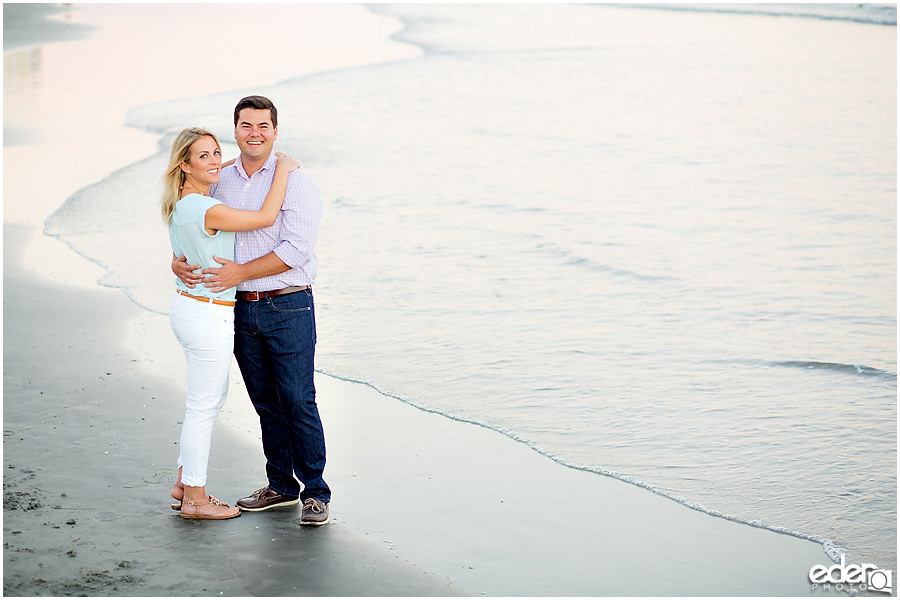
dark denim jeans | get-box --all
[233,289,330,503]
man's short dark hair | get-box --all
[234,95,278,128]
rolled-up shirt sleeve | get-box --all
[273,171,322,270]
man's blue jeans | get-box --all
[233,289,330,503]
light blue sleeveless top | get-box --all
[169,193,237,302]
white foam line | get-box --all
[318,365,842,566]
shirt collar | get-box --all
[234,152,278,180]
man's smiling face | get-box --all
[234,108,278,162]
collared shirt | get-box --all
[211,152,322,292]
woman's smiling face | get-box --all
[182,135,222,185]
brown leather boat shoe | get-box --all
[236,487,300,511]
[299,498,329,526]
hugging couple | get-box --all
[162,95,329,524]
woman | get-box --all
[161,127,298,519]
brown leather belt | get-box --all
[178,290,236,307]
[236,286,309,301]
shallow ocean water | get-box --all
[45,4,896,574]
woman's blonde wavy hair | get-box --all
[161,127,220,225]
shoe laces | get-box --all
[302,498,324,513]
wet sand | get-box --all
[2,218,842,596]
[3,217,841,596]
[2,222,461,597]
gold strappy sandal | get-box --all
[179,495,240,520]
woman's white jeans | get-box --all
[169,292,234,487]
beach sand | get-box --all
[3,223,457,597]
[4,4,843,597]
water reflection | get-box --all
[4,46,44,146]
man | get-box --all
[173,95,330,525]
